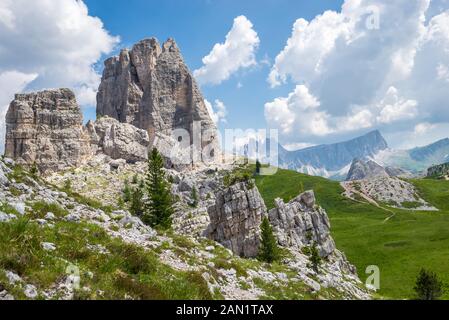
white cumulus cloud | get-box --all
[194,15,260,85]
[265,85,333,137]
[266,0,449,147]
[205,99,227,124]
[0,0,119,106]
[0,0,118,152]
[0,71,38,152]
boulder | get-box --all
[89,117,150,163]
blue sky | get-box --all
[1,0,449,151]
[83,0,344,141]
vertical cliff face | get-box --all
[207,182,266,258]
[4,89,91,172]
[96,38,217,152]
[268,191,336,258]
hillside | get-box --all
[254,167,449,299]
[0,158,371,300]
[427,162,449,180]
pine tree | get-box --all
[309,243,322,273]
[190,186,199,208]
[122,179,132,203]
[414,268,443,300]
[258,216,281,263]
[255,159,261,175]
[143,148,174,229]
[129,186,144,217]
[30,162,39,179]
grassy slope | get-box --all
[255,168,449,299]
[0,163,356,300]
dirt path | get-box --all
[340,181,396,223]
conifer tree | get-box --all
[190,186,199,208]
[130,186,145,217]
[143,148,174,229]
[30,162,39,179]
[255,159,261,175]
[414,268,443,300]
[309,243,322,273]
[258,216,281,263]
[122,179,132,203]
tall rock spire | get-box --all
[96,37,218,155]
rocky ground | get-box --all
[0,157,370,300]
[341,177,437,211]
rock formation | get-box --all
[427,162,449,179]
[5,38,220,172]
[96,38,218,160]
[206,182,265,258]
[207,181,342,259]
[346,158,389,181]
[4,89,91,173]
[268,191,336,258]
[86,116,150,163]
[346,158,410,181]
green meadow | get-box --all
[254,168,449,299]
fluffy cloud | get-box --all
[266,0,449,147]
[205,99,227,124]
[0,0,118,105]
[376,87,418,124]
[414,122,436,134]
[0,0,118,151]
[0,71,38,151]
[265,85,332,137]
[194,15,260,85]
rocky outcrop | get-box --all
[206,182,265,258]
[342,177,437,211]
[5,38,220,173]
[4,89,91,173]
[427,162,449,179]
[268,191,336,258]
[206,182,342,259]
[346,159,389,181]
[87,116,150,163]
[96,38,218,160]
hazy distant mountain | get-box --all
[374,138,449,174]
[276,130,388,180]
[272,130,449,181]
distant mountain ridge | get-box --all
[275,131,449,181]
[276,130,388,180]
[374,138,449,174]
